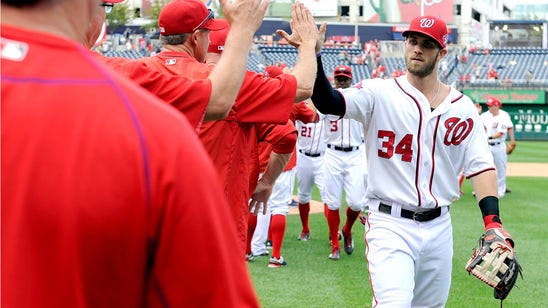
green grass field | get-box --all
[248,141,548,307]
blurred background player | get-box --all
[247,67,316,266]
[322,65,367,260]
[247,120,297,267]
[480,96,516,197]
[295,100,327,241]
[1,0,259,306]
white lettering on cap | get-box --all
[419,18,435,28]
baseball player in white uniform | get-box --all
[310,16,517,307]
[323,65,367,260]
[480,96,515,197]
[295,104,327,241]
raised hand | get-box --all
[220,0,269,35]
[316,22,327,53]
[275,2,317,50]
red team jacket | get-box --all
[101,55,211,132]
[1,24,259,308]
[137,51,298,251]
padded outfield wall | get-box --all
[464,89,548,141]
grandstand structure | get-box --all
[104,44,548,90]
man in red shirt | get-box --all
[83,0,268,131]
[246,87,316,267]
[137,1,323,255]
[247,120,298,267]
[1,1,259,307]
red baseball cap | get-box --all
[158,0,226,36]
[486,96,502,107]
[334,65,352,79]
[208,19,230,54]
[264,66,284,78]
[402,16,448,48]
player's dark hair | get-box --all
[160,33,188,45]
[160,29,208,46]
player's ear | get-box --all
[438,48,448,60]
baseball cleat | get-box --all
[268,256,287,268]
[342,229,354,255]
[254,251,269,257]
[328,247,341,260]
[298,231,310,241]
[245,253,254,262]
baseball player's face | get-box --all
[487,104,500,114]
[404,34,442,78]
[194,29,211,63]
[334,76,352,89]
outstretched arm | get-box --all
[310,55,346,116]
[206,0,269,119]
[276,3,319,102]
[249,151,293,215]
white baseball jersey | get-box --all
[324,117,364,148]
[322,116,366,211]
[296,112,327,155]
[295,112,327,203]
[341,75,494,208]
[480,109,513,197]
[480,109,513,145]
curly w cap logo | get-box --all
[419,18,436,28]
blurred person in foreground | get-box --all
[1,0,259,307]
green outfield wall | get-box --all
[464,89,548,141]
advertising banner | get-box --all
[463,89,546,105]
[362,0,454,23]
[300,0,338,17]
[504,106,548,140]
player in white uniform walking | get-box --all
[295,101,327,241]
[310,16,517,307]
[322,65,367,260]
[480,96,516,197]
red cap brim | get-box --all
[203,19,227,31]
[334,73,352,79]
[402,30,445,48]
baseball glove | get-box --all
[506,141,516,155]
[465,228,523,301]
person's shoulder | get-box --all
[500,109,510,116]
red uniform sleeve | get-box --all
[255,120,297,172]
[101,56,211,132]
[233,71,297,124]
[290,101,315,124]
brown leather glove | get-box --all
[506,141,516,155]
